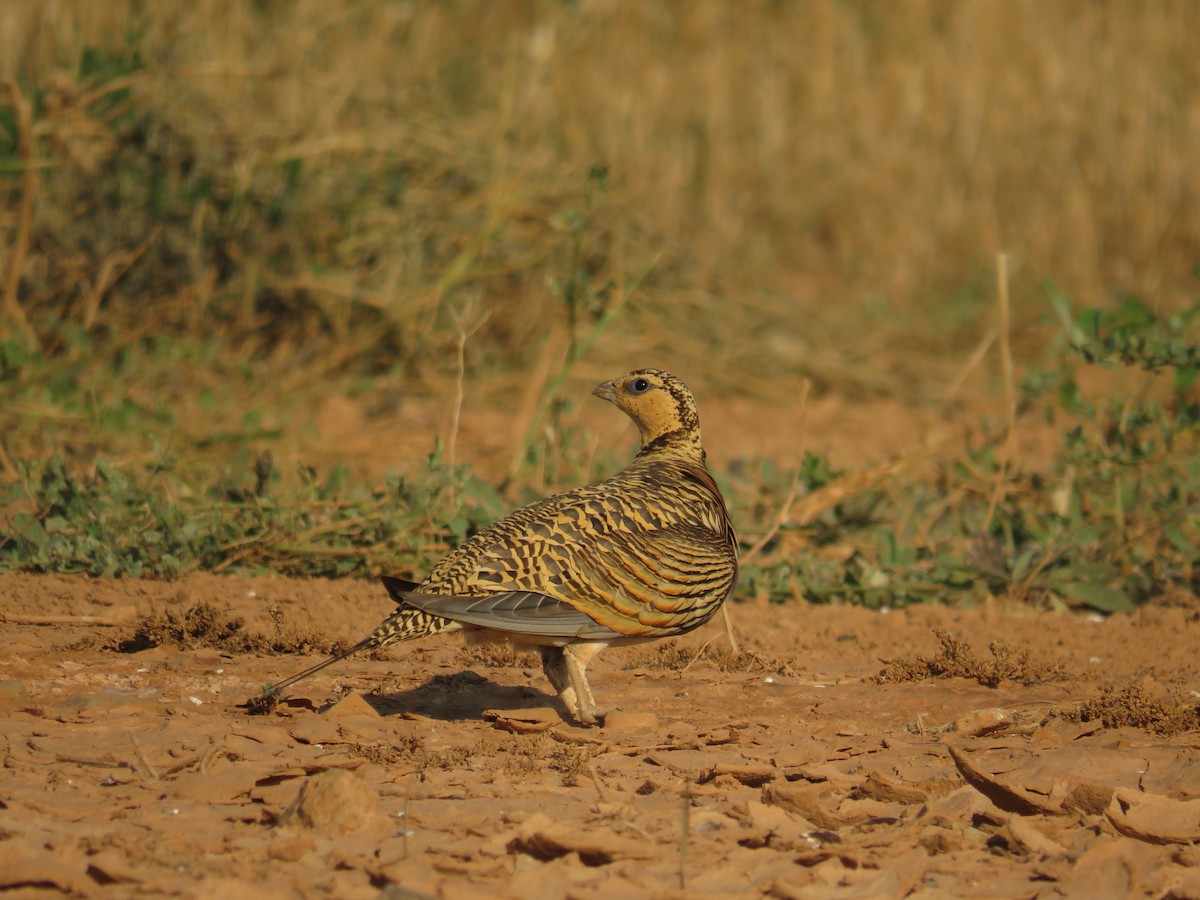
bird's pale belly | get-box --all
[460,627,657,649]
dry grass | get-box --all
[114,601,336,655]
[456,642,540,670]
[2,1,1199,395]
[875,628,1064,688]
[630,638,791,675]
[1067,684,1200,737]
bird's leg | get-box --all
[538,647,580,721]
[562,642,609,727]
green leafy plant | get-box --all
[732,294,1200,614]
[1,450,510,579]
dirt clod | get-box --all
[280,769,389,834]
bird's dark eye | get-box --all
[629,377,651,394]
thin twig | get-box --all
[0,434,19,477]
[1,77,37,345]
[73,73,143,116]
[983,253,1016,533]
[447,298,489,470]
[197,744,221,774]
[79,226,162,329]
[586,762,609,803]
[737,450,929,581]
[161,745,221,777]
[129,733,160,780]
[506,337,562,485]
[681,634,718,673]
[740,470,803,567]
[739,378,812,566]
[946,328,997,401]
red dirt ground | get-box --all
[2,570,1199,898]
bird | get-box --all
[247,368,738,725]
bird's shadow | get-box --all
[346,670,566,722]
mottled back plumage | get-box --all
[249,369,738,724]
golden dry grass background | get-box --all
[2,0,1198,401]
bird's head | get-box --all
[593,369,704,460]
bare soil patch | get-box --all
[2,572,1199,897]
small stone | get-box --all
[281,769,388,834]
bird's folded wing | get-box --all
[398,589,627,641]
[474,522,738,637]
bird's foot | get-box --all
[572,703,613,728]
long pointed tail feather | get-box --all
[244,634,378,714]
[244,576,454,715]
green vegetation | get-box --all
[1,447,509,579]
[4,295,1198,615]
[2,5,1198,615]
[748,297,1199,613]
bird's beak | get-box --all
[592,380,617,402]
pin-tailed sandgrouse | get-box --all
[249,369,738,725]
